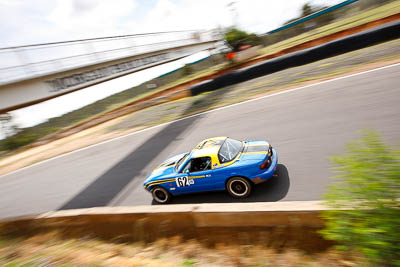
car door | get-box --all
[174,156,215,194]
[187,168,214,193]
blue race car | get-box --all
[144,136,278,204]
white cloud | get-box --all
[0,0,23,6]
[236,0,301,33]
[132,0,345,34]
[0,1,50,46]
[130,0,231,33]
[47,0,137,38]
[0,0,345,47]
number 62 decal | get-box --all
[176,176,194,187]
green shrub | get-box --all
[1,133,39,151]
[181,258,196,266]
[321,131,400,266]
[224,28,262,51]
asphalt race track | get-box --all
[1,64,400,219]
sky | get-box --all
[0,0,343,133]
[0,0,343,47]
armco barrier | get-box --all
[0,201,332,252]
[190,20,400,96]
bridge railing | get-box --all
[0,30,220,85]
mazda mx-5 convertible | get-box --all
[144,136,278,204]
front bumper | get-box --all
[251,148,278,184]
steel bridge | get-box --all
[0,30,221,112]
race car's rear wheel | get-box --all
[226,177,252,198]
[151,186,171,204]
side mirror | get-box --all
[184,169,190,174]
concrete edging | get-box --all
[0,201,331,251]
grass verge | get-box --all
[0,232,367,266]
[260,0,400,55]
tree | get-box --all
[300,3,334,24]
[321,131,400,266]
[0,113,19,139]
[182,63,193,76]
[301,3,314,16]
[224,28,262,51]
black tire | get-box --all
[226,177,252,198]
[151,186,171,204]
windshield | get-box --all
[218,138,243,163]
[175,153,189,172]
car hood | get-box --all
[146,166,175,181]
[144,152,187,182]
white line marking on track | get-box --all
[2,62,400,178]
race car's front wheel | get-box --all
[226,177,252,198]
[151,186,171,204]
